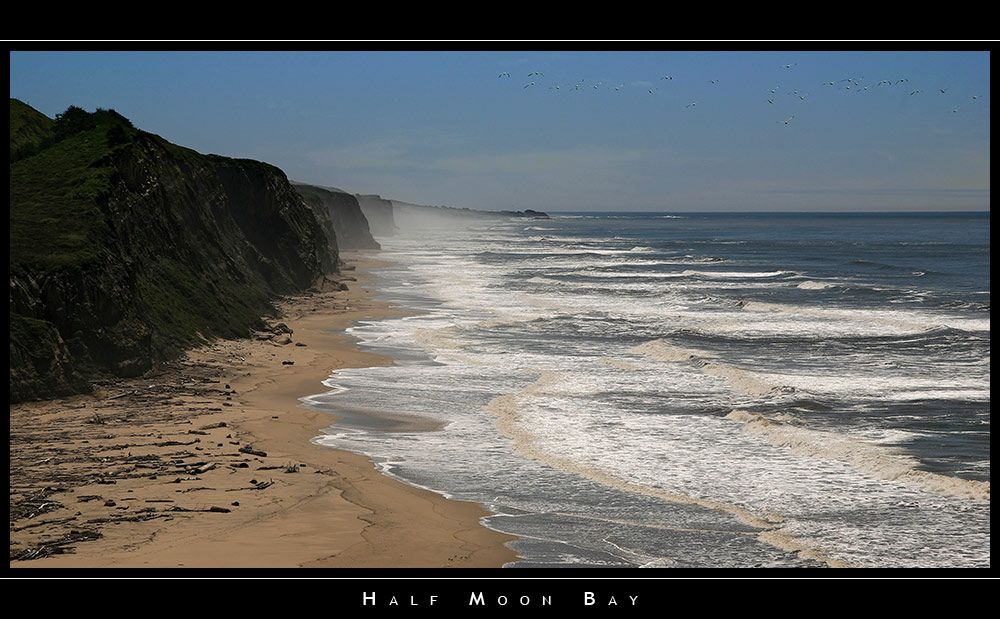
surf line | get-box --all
[485,368,853,569]
[724,409,991,503]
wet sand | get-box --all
[9,251,520,569]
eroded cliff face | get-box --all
[293,183,380,250]
[356,194,397,237]
[10,108,338,403]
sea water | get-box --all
[303,212,990,569]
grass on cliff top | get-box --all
[9,126,119,273]
[10,98,55,161]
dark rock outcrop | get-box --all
[293,183,380,250]
[10,101,338,403]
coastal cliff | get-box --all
[9,100,339,404]
[293,182,380,250]
[356,193,397,237]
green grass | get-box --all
[9,127,119,273]
[136,255,271,354]
[9,98,55,161]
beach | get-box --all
[9,252,520,569]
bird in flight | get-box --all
[778,116,794,125]
[498,72,510,78]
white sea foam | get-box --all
[412,324,466,350]
[796,280,835,290]
[630,339,717,363]
[741,300,990,334]
[630,338,796,397]
[681,269,791,278]
[724,410,991,502]
[484,371,851,567]
[701,363,796,396]
[630,339,988,401]
[564,270,690,279]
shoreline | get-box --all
[9,251,521,570]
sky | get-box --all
[8,46,991,212]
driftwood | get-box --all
[86,513,172,524]
[9,332,263,562]
[166,505,232,513]
[190,462,217,474]
[238,445,267,457]
[154,438,201,447]
[106,390,138,401]
[225,479,273,491]
[11,516,79,532]
[11,530,103,561]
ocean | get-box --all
[303,211,990,569]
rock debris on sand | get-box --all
[9,256,520,569]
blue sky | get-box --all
[9,47,991,212]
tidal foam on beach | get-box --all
[305,211,990,568]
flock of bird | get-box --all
[497,63,983,124]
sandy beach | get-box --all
[9,252,520,570]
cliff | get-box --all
[292,182,380,250]
[356,194,397,237]
[10,101,339,403]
